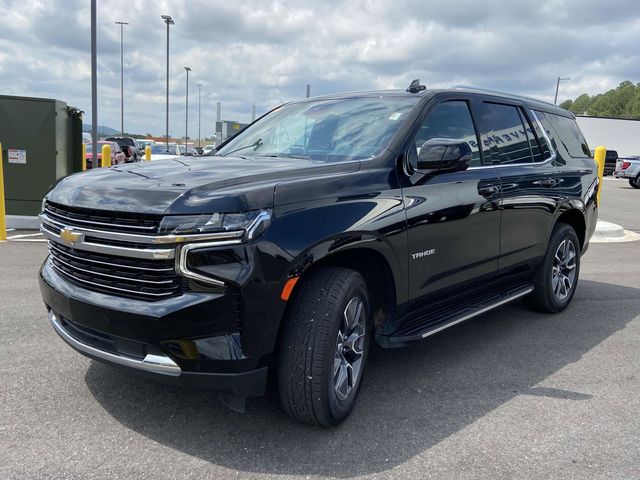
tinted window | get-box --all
[479,103,533,164]
[541,112,591,158]
[412,100,482,167]
[529,110,554,161]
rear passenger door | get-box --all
[475,100,560,273]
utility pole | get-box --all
[306,84,311,98]
[554,76,570,105]
[161,15,174,151]
[184,66,191,151]
[91,0,97,148]
[115,21,129,135]
[251,104,256,122]
[197,83,202,148]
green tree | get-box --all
[562,81,640,119]
[559,99,573,110]
[571,94,592,115]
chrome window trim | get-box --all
[49,310,181,376]
[40,213,245,245]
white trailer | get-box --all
[575,116,640,157]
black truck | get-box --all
[39,83,598,426]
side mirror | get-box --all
[416,138,472,173]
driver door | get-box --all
[402,96,502,303]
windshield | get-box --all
[216,96,419,162]
[151,145,177,155]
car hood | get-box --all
[46,156,360,214]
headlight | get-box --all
[158,209,271,239]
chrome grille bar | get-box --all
[48,242,174,272]
[51,263,177,298]
[50,254,176,285]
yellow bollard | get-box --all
[101,143,112,168]
[82,143,87,171]
[0,142,6,241]
[145,145,151,161]
[593,145,606,207]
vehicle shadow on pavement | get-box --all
[84,279,639,477]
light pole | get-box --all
[196,83,202,148]
[184,66,191,152]
[115,21,129,135]
[554,76,570,105]
[161,15,174,151]
[91,0,97,148]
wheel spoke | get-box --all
[335,362,349,399]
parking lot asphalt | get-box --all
[1,180,639,480]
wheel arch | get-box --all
[554,206,587,249]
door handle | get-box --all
[533,178,558,187]
[478,185,500,197]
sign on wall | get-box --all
[7,149,27,164]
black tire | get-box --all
[630,177,640,189]
[278,267,370,427]
[528,223,581,313]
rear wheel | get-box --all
[630,176,640,189]
[278,267,369,426]
[528,223,581,313]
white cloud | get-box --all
[1,0,639,137]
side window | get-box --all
[528,110,554,161]
[478,103,533,164]
[518,109,547,163]
[541,112,591,158]
[411,100,482,167]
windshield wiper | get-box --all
[219,138,263,156]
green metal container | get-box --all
[0,95,82,216]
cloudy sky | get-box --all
[1,0,640,138]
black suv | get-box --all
[39,84,598,426]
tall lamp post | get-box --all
[184,66,191,151]
[115,21,129,135]
[161,15,174,151]
[554,76,571,105]
[91,0,97,149]
[196,83,202,148]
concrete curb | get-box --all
[591,220,640,243]
[6,215,40,230]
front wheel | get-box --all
[528,223,581,313]
[278,267,370,426]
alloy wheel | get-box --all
[333,297,366,401]
[552,239,577,301]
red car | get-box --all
[85,141,125,168]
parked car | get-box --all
[40,83,598,426]
[148,144,180,161]
[614,156,640,188]
[85,141,125,168]
[105,136,143,161]
[203,144,216,155]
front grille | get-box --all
[48,241,182,301]
[44,201,161,235]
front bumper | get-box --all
[40,259,269,397]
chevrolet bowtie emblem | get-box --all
[59,228,83,245]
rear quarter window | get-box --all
[540,112,591,158]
